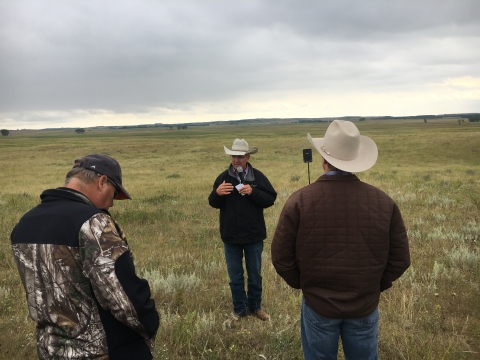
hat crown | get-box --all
[307,120,378,173]
[231,139,249,152]
[224,139,258,155]
[75,154,122,182]
[323,120,360,160]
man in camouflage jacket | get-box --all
[11,154,159,359]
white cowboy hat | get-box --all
[224,138,258,155]
[307,120,378,172]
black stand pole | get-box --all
[308,162,310,184]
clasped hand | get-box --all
[216,181,252,196]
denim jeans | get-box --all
[223,241,263,316]
[301,299,379,360]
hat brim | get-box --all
[113,184,131,200]
[224,146,258,155]
[307,133,378,173]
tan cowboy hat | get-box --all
[224,139,258,155]
[307,120,378,172]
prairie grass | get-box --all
[0,119,479,359]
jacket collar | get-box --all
[317,173,360,182]
[40,188,110,214]
[227,162,255,181]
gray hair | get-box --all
[64,167,98,186]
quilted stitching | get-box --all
[272,174,410,318]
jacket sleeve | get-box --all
[79,213,159,339]
[249,171,277,209]
[380,203,410,291]
[208,173,227,209]
[271,198,301,289]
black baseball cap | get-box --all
[73,154,131,200]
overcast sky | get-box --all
[1,0,479,129]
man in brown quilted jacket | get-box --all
[271,120,410,360]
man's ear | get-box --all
[97,175,108,189]
[322,158,329,171]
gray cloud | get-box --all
[1,0,479,127]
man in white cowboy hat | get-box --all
[208,138,277,324]
[271,120,410,359]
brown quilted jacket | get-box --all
[271,174,410,318]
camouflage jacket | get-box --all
[11,188,159,359]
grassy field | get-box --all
[0,119,479,359]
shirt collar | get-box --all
[323,170,352,176]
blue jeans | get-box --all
[223,241,263,316]
[301,299,379,360]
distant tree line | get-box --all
[75,128,85,134]
[298,119,329,123]
[1,129,9,136]
[468,115,480,122]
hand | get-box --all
[216,181,234,196]
[239,184,252,196]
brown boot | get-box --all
[251,309,270,321]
